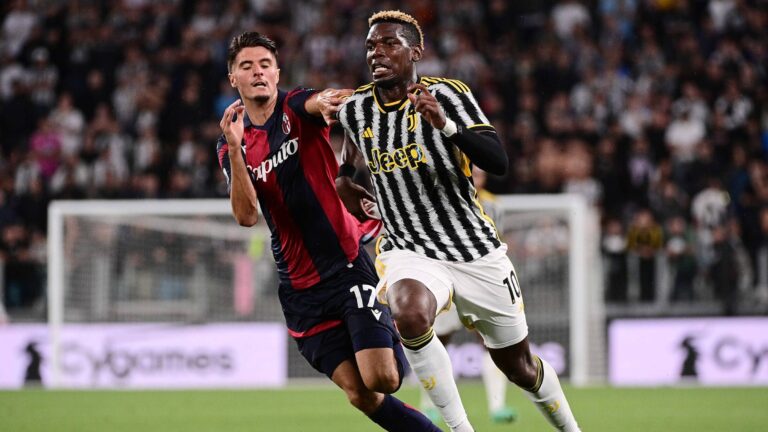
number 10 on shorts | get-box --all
[350,285,377,308]
[503,271,522,304]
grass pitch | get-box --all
[1,382,766,431]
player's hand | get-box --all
[316,88,353,125]
[335,176,377,221]
[407,83,446,130]
[361,198,381,220]
[220,99,245,150]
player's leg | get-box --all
[375,248,473,432]
[296,324,440,431]
[481,345,518,423]
[330,358,441,431]
[418,308,462,424]
[340,246,443,431]
[488,339,579,431]
[451,247,580,431]
[387,278,473,432]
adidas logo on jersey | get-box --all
[248,138,298,182]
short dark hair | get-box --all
[368,10,424,48]
[227,32,278,72]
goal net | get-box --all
[47,196,603,387]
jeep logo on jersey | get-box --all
[248,138,299,182]
[282,113,291,134]
[367,143,428,174]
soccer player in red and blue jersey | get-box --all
[216,32,439,431]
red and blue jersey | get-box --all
[217,88,372,290]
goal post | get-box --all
[47,195,603,387]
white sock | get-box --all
[403,333,474,432]
[481,350,508,413]
[419,384,436,411]
[522,356,580,432]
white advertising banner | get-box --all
[0,323,287,389]
[610,317,768,386]
[447,340,567,378]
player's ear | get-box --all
[411,45,423,63]
[276,68,280,84]
[228,72,237,88]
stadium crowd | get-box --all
[0,0,766,317]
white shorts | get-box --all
[375,244,528,349]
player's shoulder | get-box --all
[419,76,472,94]
[345,82,374,102]
[353,82,375,95]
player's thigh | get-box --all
[433,305,464,337]
[376,248,454,313]
[450,245,529,349]
[294,325,356,379]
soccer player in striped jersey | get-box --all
[336,11,581,432]
[218,31,439,431]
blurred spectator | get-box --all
[29,117,62,181]
[627,208,663,302]
[49,92,85,157]
[665,215,698,302]
[0,222,42,309]
[603,217,629,302]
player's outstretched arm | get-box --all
[335,133,379,221]
[407,83,508,175]
[305,88,354,125]
[220,99,259,227]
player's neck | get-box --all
[243,92,278,126]
[377,80,414,104]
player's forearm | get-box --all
[304,92,322,116]
[228,148,259,227]
[340,133,364,168]
[444,123,508,175]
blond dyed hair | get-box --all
[368,10,424,47]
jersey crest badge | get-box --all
[282,113,291,134]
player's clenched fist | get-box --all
[407,83,446,129]
[220,99,246,152]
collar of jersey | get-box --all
[372,79,425,113]
[244,90,286,129]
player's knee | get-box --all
[391,308,433,339]
[503,353,539,388]
[388,280,437,339]
[362,368,401,394]
[388,292,435,339]
[344,386,382,414]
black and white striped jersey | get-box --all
[339,76,502,262]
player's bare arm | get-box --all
[220,98,258,226]
[304,88,354,125]
[335,133,379,221]
[407,82,508,175]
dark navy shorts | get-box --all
[279,247,406,379]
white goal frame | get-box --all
[48,195,601,387]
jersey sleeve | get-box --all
[431,79,496,134]
[216,134,253,194]
[286,87,325,125]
